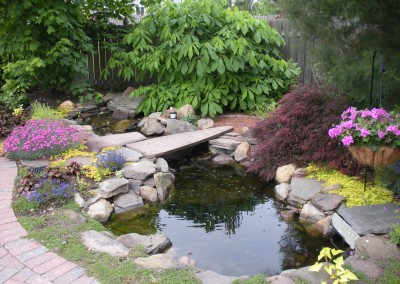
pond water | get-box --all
[107,158,339,276]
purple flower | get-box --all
[342,135,354,146]
[378,130,386,139]
[328,125,344,138]
[360,128,371,138]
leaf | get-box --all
[309,262,324,272]
[197,60,204,75]
[181,62,188,74]
[254,31,261,43]
[217,58,225,74]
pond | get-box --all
[107,157,340,276]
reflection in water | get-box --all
[108,159,338,276]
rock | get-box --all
[197,118,214,130]
[274,183,291,201]
[113,147,143,162]
[122,159,157,180]
[234,142,250,162]
[209,145,228,155]
[286,205,300,214]
[109,120,133,133]
[107,87,142,114]
[281,265,331,284]
[59,100,76,111]
[148,112,162,119]
[322,183,342,194]
[129,180,143,196]
[355,234,400,263]
[81,230,130,257]
[275,164,296,184]
[103,93,115,103]
[113,191,144,214]
[266,275,295,284]
[143,177,155,187]
[154,172,175,202]
[305,216,333,238]
[290,177,322,202]
[212,154,235,165]
[74,193,87,208]
[20,159,50,169]
[59,118,78,126]
[134,254,179,270]
[311,194,344,212]
[179,256,196,267]
[95,178,129,199]
[286,195,307,208]
[116,233,172,254]
[196,270,245,284]
[299,202,325,224]
[70,124,93,133]
[337,203,399,235]
[87,199,114,223]
[85,132,146,151]
[177,104,195,120]
[140,186,159,203]
[111,107,129,120]
[209,137,244,150]
[344,255,384,280]
[332,213,360,249]
[293,168,307,178]
[80,110,100,120]
[140,118,165,136]
[164,119,198,135]
[61,209,86,224]
[241,127,253,138]
[280,210,295,223]
[155,157,169,173]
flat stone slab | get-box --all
[209,137,244,150]
[111,147,143,162]
[116,233,172,254]
[81,230,130,257]
[66,156,93,166]
[337,203,400,235]
[332,213,360,249]
[196,270,246,284]
[290,177,322,201]
[85,132,146,151]
[134,254,179,269]
[126,126,233,158]
[20,159,50,168]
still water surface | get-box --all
[108,159,334,276]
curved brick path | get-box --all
[0,157,99,284]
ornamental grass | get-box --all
[3,119,88,160]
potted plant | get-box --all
[328,107,400,167]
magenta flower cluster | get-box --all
[3,119,88,160]
[329,107,400,149]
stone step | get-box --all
[332,213,360,249]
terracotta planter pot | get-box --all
[348,146,400,167]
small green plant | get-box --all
[27,179,76,206]
[30,101,64,120]
[309,247,358,284]
[182,115,198,125]
[389,223,400,245]
[12,196,40,213]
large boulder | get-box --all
[122,159,157,180]
[113,191,144,214]
[116,233,172,254]
[95,178,129,199]
[134,254,179,270]
[154,172,175,202]
[164,119,197,135]
[59,100,76,111]
[112,106,131,120]
[140,186,159,203]
[275,164,296,184]
[140,118,165,136]
[274,183,291,201]
[107,87,142,116]
[87,199,113,223]
[299,202,325,224]
[355,234,400,264]
[305,216,334,238]
[177,104,195,120]
[344,255,384,280]
[311,194,344,212]
[234,142,250,162]
[81,230,130,257]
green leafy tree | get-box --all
[282,0,400,109]
[0,0,160,108]
[253,0,281,15]
[107,0,299,116]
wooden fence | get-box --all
[85,16,317,89]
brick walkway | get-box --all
[0,157,99,284]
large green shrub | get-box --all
[107,0,299,116]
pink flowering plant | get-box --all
[2,119,88,160]
[328,107,400,150]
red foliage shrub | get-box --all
[248,85,363,181]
